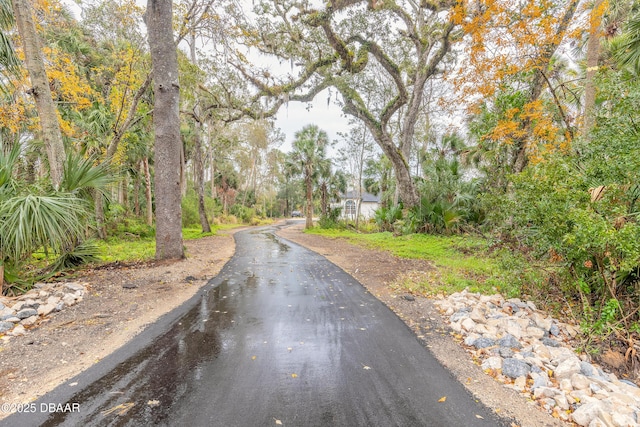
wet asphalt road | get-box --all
[3,223,508,427]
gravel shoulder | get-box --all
[0,222,562,426]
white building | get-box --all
[338,191,381,221]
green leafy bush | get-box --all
[318,207,343,229]
[230,204,256,223]
[485,70,640,333]
[374,205,403,232]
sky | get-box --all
[274,92,351,150]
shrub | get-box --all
[374,205,403,232]
[229,204,255,223]
[318,207,343,229]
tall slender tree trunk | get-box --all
[12,0,65,189]
[583,0,604,139]
[193,121,211,232]
[355,131,365,231]
[146,0,184,260]
[143,156,153,226]
[321,182,327,217]
[120,175,129,209]
[134,165,141,217]
[305,175,313,229]
[94,191,106,239]
[180,142,187,197]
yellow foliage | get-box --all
[44,48,96,113]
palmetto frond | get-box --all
[0,194,88,261]
[612,13,640,74]
[61,151,114,201]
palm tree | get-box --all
[612,12,640,74]
[288,125,331,229]
[318,168,346,218]
[0,0,19,93]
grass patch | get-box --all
[183,228,215,240]
[305,228,533,297]
[94,236,156,263]
[99,222,250,263]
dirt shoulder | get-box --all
[0,230,237,416]
[0,223,561,426]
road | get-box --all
[3,223,509,427]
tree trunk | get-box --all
[12,0,66,189]
[94,190,106,239]
[134,163,141,216]
[321,182,327,217]
[121,174,129,209]
[142,156,153,226]
[193,121,211,233]
[146,0,184,260]
[305,175,313,229]
[342,100,419,208]
[583,0,604,139]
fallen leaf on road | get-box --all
[274,418,283,425]
[475,414,484,419]
[291,373,298,378]
[362,365,371,370]
[252,356,257,360]
[101,402,135,416]
[287,347,293,352]
[147,400,160,407]
[438,396,447,403]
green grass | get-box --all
[96,223,245,263]
[94,236,156,263]
[305,228,531,297]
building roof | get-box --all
[341,191,381,203]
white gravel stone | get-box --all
[10,301,26,312]
[513,376,527,391]
[533,386,559,399]
[560,378,573,392]
[0,307,14,318]
[548,346,576,364]
[37,303,56,316]
[469,307,486,323]
[450,320,462,333]
[481,356,503,371]
[435,289,640,425]
[572,373,592,390]
[531,312,553,331]
[554,392,570,410]
[572,401,612,426]
[554,356,582,380]
[611,411,638,427]
[525,326,546,340]
[461,317,476,332]
[20,315,38,326]
[64,282,86,292]
[9,324,26,336]
[62,294,76,307]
